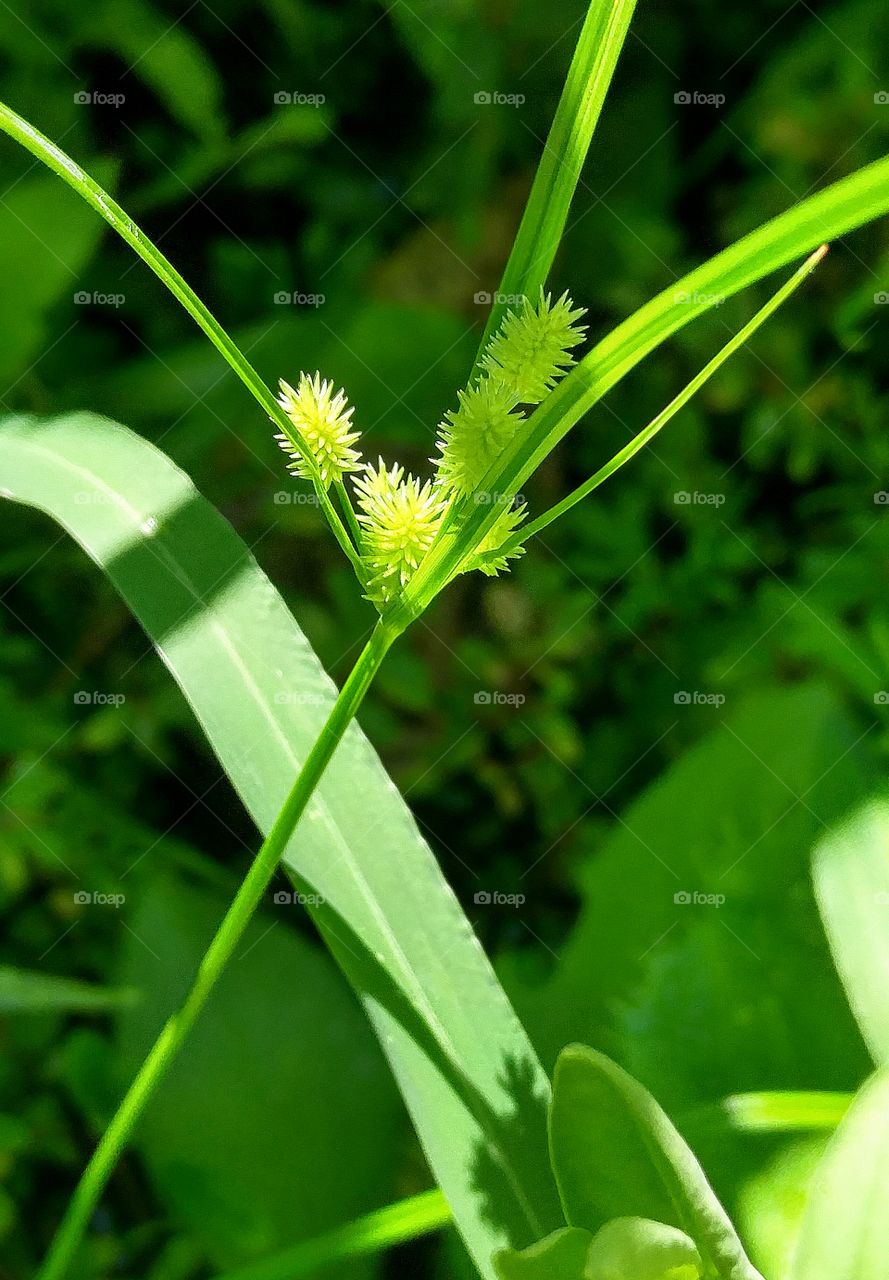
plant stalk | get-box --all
[0,100,362,582]
[36,619,400,1280]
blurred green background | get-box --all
[2,0,889,1276]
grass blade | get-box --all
[0,412,562,1278]
[486,245,827,562]
[0,966,135,1014]
[395,155,889,624]
[217,1189,450,1280]
[0,101,360,578]
[722,1091,853,1134]
[476,0,638,360]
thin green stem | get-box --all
[334,478,363,552]
[216,1188,451,1280]
[0,100,362,581]
[36,620,400,1280]
[473,0,638,368]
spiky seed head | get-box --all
[275,371,362,488]
[355,459,449,606]
[481,289,587,404]
[474,500,528,576]
[433,377,523,497]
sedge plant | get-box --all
[2,1,889,1278]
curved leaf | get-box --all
[788,1068,889,1280]
[0,411,562,1276]
[550,1046,762,1280]
[813,796,889,1063]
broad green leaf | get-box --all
[0,966,134,1015]
[0,412,562,1277]
[812,796,889,1063]
[507,686,872,1110]
[116,869,401,1272]
[736,1137,829,1280]
[788,1068,889,1280]
[550,1046,762,1280]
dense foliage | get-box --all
[2,1,888,1277]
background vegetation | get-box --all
[1,0,888,1276]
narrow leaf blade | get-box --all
[0,412,562,1277]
